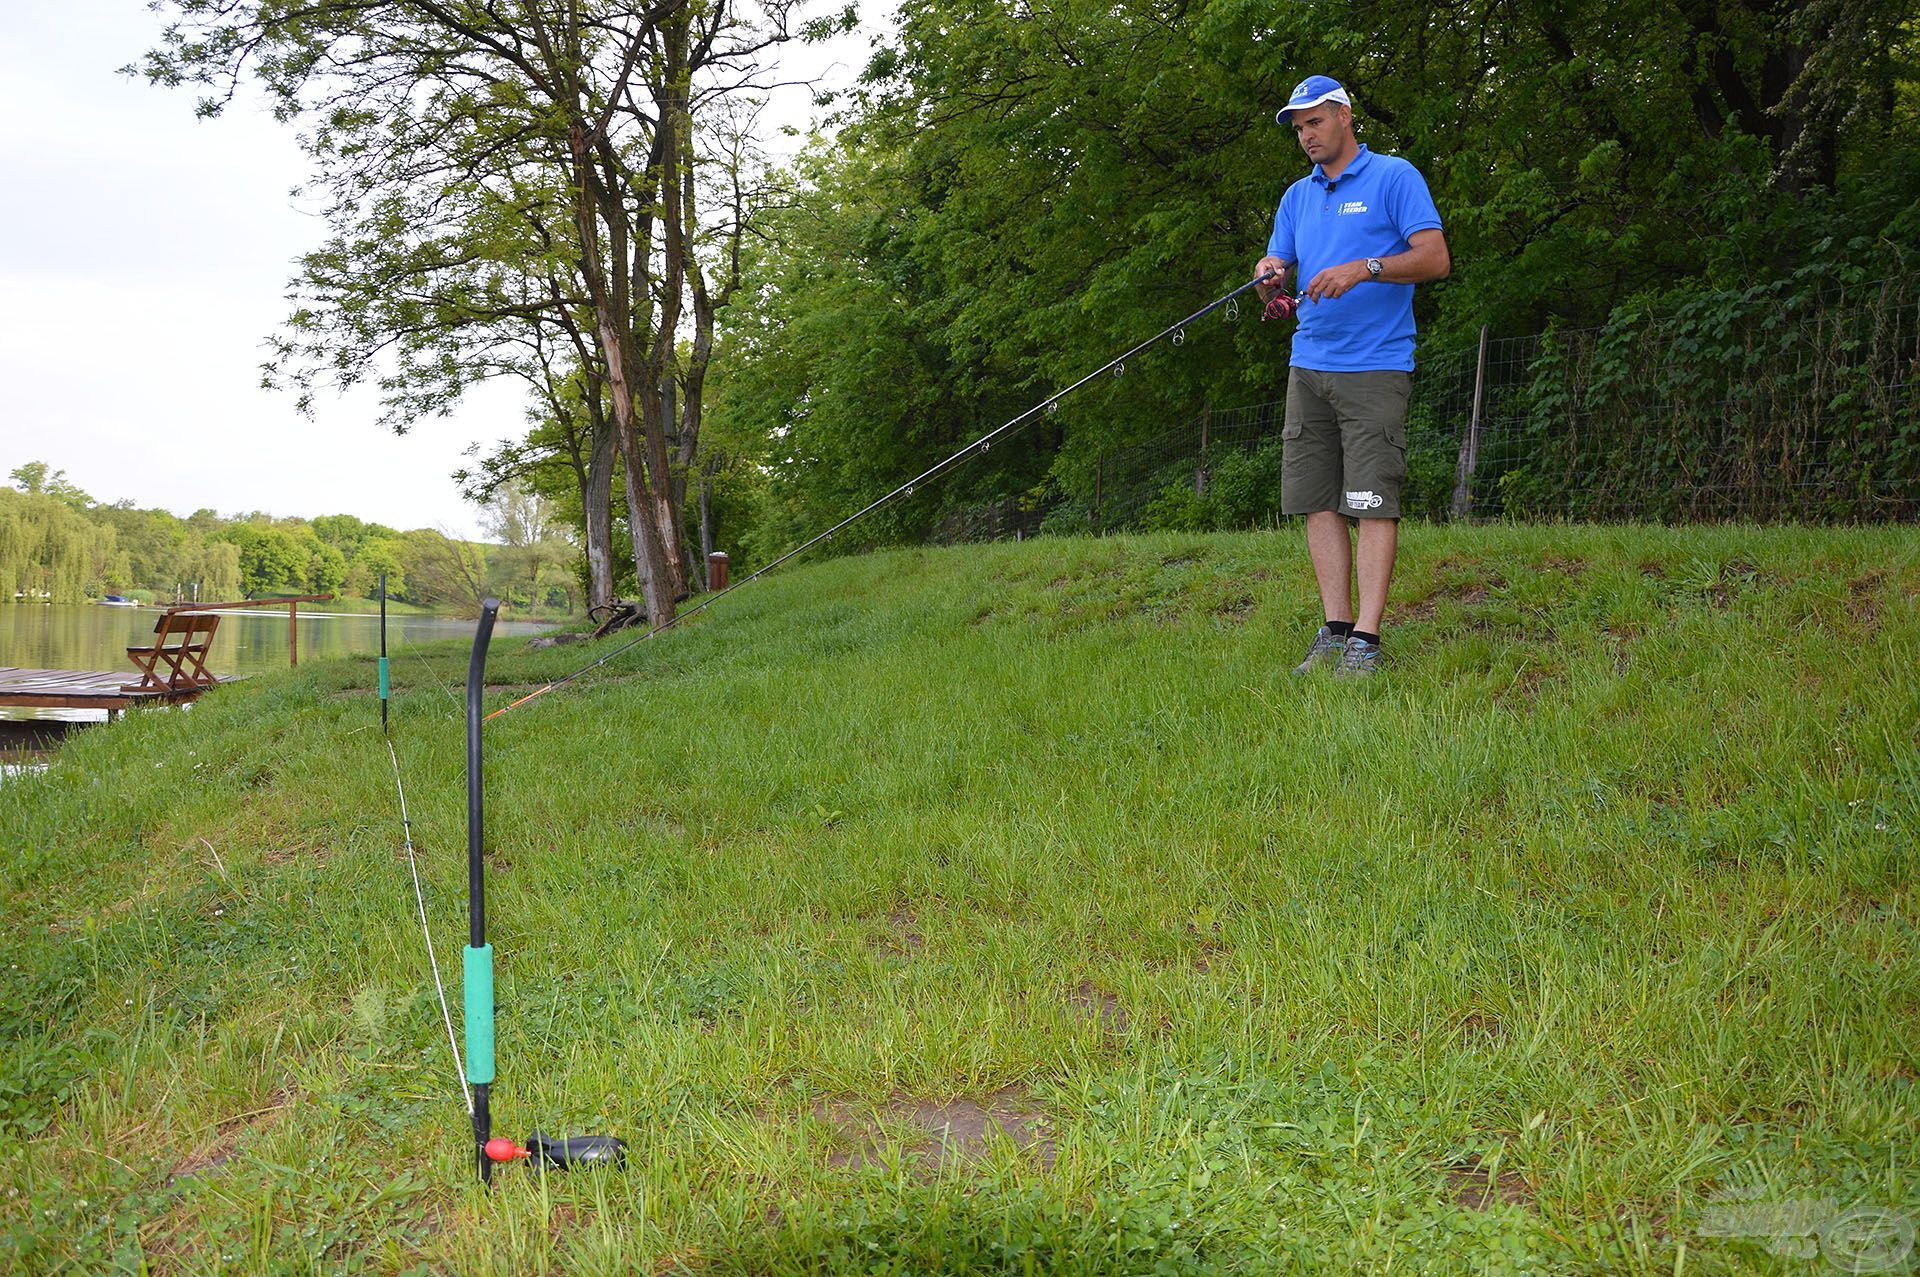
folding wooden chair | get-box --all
[123,612,221,694]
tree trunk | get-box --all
[636,15,693,605]
[699,456,714,578]
[583,389,617,614]
[570,122,675,628]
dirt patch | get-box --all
[1458,1011,1507,1046]
[1400,558,1503,621]
[1213,594,1256,624]
[548,1201,582,1241]
[870,907,926,957]
[171,1089,293,1181]
[1494,664,1555,705]
[1638,560,1667,580]
[1602,627,1640,674]
[1186,919,1225,973]
[1068,979,1129,1033]
[262,838,332,867]
[1847,570,1887,633]
[813,1086,1054,1175]
[1534,555,1588,577]
[138,1219,205,1277]
[1444,1164,1533,1211]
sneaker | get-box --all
[1333,637,1383,678]
[1292,625,1347,675]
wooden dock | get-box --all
[0,667,230,714]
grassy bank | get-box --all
[2,524,1915,1274]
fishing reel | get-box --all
[1262,292,1300,323]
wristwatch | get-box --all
[1366,257,1383,280]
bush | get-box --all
[1138,442,1287,532]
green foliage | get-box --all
[1499,272,1920,520]
[0,489,126,602]
[1138,444,1287,533]
[8,463,94,510]
[702,0,1918,555]
[0,463,506,607]
[213,523,313,595]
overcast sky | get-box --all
[0,2,882,539]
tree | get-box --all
[345,537,407,601]
[307,542,349,595]
[10,462,95,511]
[0,490,122,602]
[479,482,581,611]
[138,0,813,628]
[398,528,489,612]
[215,524,311,595]
[184,539,243,602]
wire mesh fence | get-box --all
[927,273,1919,541]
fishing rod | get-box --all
[483,269,1294,726]
[462,599,625,1183]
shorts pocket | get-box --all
[1283,419,1303,441]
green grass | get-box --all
[2,524,1915,1274]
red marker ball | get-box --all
[485,1137,529,1162]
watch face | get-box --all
[1368,257,1382,277]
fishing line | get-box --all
[391,619,466,717]
[386,736,474,1117]
[484,270,1287,725]
[373,581,471,1125]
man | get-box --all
[1254,75,1450,677]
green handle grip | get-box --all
[464,944,494,1085]
[378,656,390,701]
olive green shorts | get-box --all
[1280,367,1411,519]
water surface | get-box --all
[1,603,553,722]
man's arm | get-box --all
[1302,229,1450,302]
[1379,229,1450,284]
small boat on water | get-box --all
[97,595,140,607]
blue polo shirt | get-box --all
[1265,144,1443,372]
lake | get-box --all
[1,603,554,723]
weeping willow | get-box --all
[0,490,127,603]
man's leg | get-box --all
[1305,511,1354,625]
[1282,369,1351,673]
[1325,371,1411,674]
[1354,517,1397,635]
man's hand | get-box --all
[1253,255,1290,301]
[1303,259,1371,303]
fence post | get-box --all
[1094,453,1104,526]
[1195,399,1210,497]
[1452,324,1490,520]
